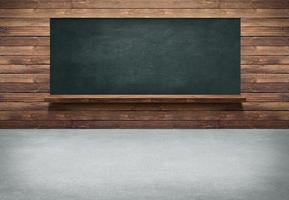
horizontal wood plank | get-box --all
[0,56,49,64]
[1,120,288,128]
[1,9,289,18]
[0,74,48,83]
[242,56,289,65]
[0,65,49,74]
[0,83,49,92]
[236,93,289,102]
[44,95,246,103]
[0,37,49,46]
[0,18,48,26]
[3,93,287,103]
[1,0,288,9]
[242,46,289,55]
[242,74,289,83]
[71,0,289,9]
[72,0,219,9]
[241,18,289,26]
[242,65,289,74]
[242,83,289,92]
[0,27,49,36]
[241,37,289,46]
[2,102,289,111]
[0,110,288,121]
[0,46,49,55]
[0,0,72,9]
[0,93,49,102]
[241,27,289,36]
[2,18,289,28]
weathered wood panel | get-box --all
[0,56,49,65]
[3,26,289,37]
[241,37,289,46]
[1,110,289,121]
[1,102,289,111]
[242,74,289,83]
[0,83,49,93]
[242,83,289,92]
[0,65,49,74]
[241,65,289,74]
[242,56,289,65]
[241,18,289,26]
[0,46,49,56]
[242,46,289,56]
[0,1,288,128]
[0,37,49,46]
[2,18,289,27]
[1,9,289,18]
[1,0,288,9]
[0,0,72,9]
[1,120,288,128]
[2,93,289,102]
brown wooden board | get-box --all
[0,1,288,128]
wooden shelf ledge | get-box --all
[45,95,246,103]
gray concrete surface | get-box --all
[0,129,289,200]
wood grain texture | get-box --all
[241,37,289,46]
[242,56,289,65]
[1,0,288,9]
[1,120,288,128]
[0,65,49,74]
[242,74,289,83]
[2,18,289,27]
[0,1,288,128]
[241,18,289,27]
[0,110,289,121]
[44,95,246,103]
[0,56,49,64]
[0,0,72,9]
[242,83,289,92]
[2,102,289,111]
[242,46,289,55]
[0,74,48,83]
[241,27,289,36]
[0,83,49,93]
[0,37,49,46]
[0,27,49,36]
[0,46,49,55]
[1,9,289,18]
[241,65,289,74]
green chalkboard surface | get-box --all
[51,18,240,94]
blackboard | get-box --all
[50,18,240,94]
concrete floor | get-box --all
[0,129,289,200]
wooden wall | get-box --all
[0,0,289,128]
